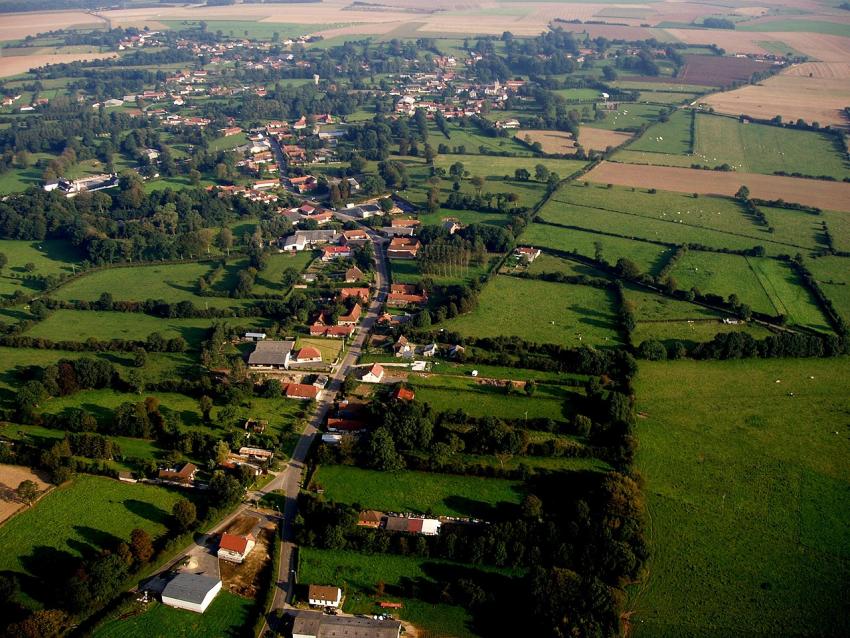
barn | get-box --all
[161,573,222,613]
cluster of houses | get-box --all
[392,73,527,117]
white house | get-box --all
[308,584,343,608]
[217,533,255,564]
[161,573,222,613]
[361,363,385,383]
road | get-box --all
[260,212,390,631]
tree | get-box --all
[521,493,543,520]
[199,395,213,422]
[470,175,485,195]
[133,347,147,368]
[217,228,234,255]
[366,428,405,471]
[514,168,530,181]
[735,185,750,200]
[0,252,7,271]
[172,499,197,530]
[16,480,39,505]
[214,440,230,465]
[129,528,154,564]
[189,169,201,186]
[209,470,244,506]
[534,164,550,182]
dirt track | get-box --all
[584,161,850,212]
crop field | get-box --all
[521,223,670,275]
[158,20,337,41]
[408,373,573,421]
[51,261,249,308]
[312,465,523,518]
[676,54,770,86]
[583,162,850,213]
[91,592,254,638]
[298,548,479,638]
[628,358,850,637]
[0,463,51,525]
[441,276,622,348]
[809,256,850,324]
[0,239,82,297]
[577,126,632,152]
[516,129,575,154]
[627,110,692,155]
[24,311,219,348]
[0,475,184,585]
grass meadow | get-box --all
[91,592,254,638]
[298,548,483,637]
[590,103,667,131]
[626,110,692,155]
[252,250,313,295]
[629,358,850,637]
[0,239,82,297]
[441,276,623,348]
[312,465,523,517]
[809,256,850,324]
[0,475,184,580]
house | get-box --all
[286,383,320,400]
[161,574,222,613]
[338,287,370,303]
[282,145,307,163]
[287,175,317,193]
[393,387,415,402]
[219,126,243,137]
[292,346,322,364]
[345,266,364,283]
[448,344,466,358]
[243,332,267,342]
[346,203,381,219]
[217,533,255,564]
[421,343,438,357]
[361,363,384,383]
[387,237,420,259]
[387,283,428,308]
[287,611,401,638]
[248,340,295,371]
[326,417,367,432]
[442,220,462,235]
[341,229,369,246]
[281,229,338,252]
[307,585,342,608]
[239,447,274,463]
[338,303,362,325]
[393,336,414,358]
[158,462,197,485]
[309,323,354,339]
[515,246,541,262]
[357,510,384,528]
[308,211,334,225]
[385,218,420,237]
[321,245,351,262]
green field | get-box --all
[389,257,491,287]
[428,121,533,155]
[313,465,523,517]
[91,592,254,638]
[25,310,220,348]
[627,110,692,155]
[409,373,573,420]
[441,275,623,347]
[252,251,314,295]
[809,256,850,324]
[159,20,345,40]
[51,262,248,308]
[737,19,850,38]
[590,103,667,131]
[298,548,494,637]
[629,358,850,637]
[617,114,850,179]
[295,337,343,363]
[0,239,82,297]
[0,475,184,578]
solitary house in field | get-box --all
[218,533,255,564]
[515,246,541,262]
[161,573,222,613]
[307,584,343,608]
[248,340,295,371]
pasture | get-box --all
[441,276,623,348]
[298,548,480,638]
[629,358,850,637]
[747,258,831,331]
[0,475,184,581]
[408,373,573,421]
[0,239,82,297]
[91,592,254,638]
[51,261,249,308]
[252,251,313,295]
[589,103,666,132]
[428,121,532,156]
[312,465,523,518]
[627,110,692,155]
[24,311,219,348]
[809,256,850,324]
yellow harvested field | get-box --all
[661,28,774,55]
[579,126,632,152]
[782,62,850,80]
[584,161,850,213]
[764,32,850,62]
[517,129,575,154]
[702,66,850,128]
[0,464,51,524]
[0,10,106,41]
[0,52,117,78]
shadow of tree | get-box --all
[123,498,170,525]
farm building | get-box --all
[338,303,362,326]
[286,383,320,400]
[342,229,369,246]
[357,510,384,528]
[217,533,255,564]
[281,230,338,252]
[515,246,541,262]
[387,237,421,259]
[248,340,295,371]
[287,611,401,638]
[338,287,370,303]
[244,332,267,342]
[385,218,420,237]
[157,462,197,485]
[292,347,323,364]
[161,573,222,613]
[385,516,441,535]
[307,584,343,608]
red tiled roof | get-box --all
[295,346,321,360]
[393,387,415,401]
[286,383,319,399]
[220,533,252,554]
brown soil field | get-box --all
[517,129,575,154]
[677,54,773,86]
[584,161,850,212]
[0,11,106,41]
[219,515,276,599]
[580,126,633,152]
[0,464,51,525]
[702,67,850,128]
[0,52,117,79]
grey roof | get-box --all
[162,573,220,604]
[288,611,401,638]
[248,340,295,366]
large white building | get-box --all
[161,573,222,613]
